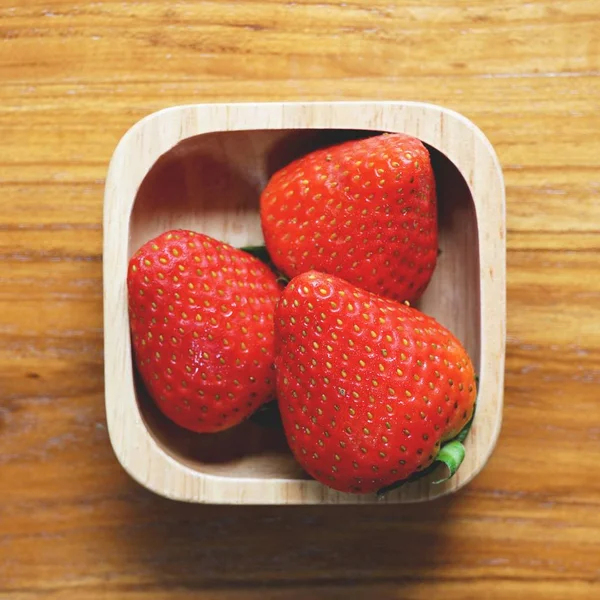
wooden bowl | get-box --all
[103,101,505,504]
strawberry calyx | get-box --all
[431,440,467,485]
[241,245,290,286]
[249,399,283,428]
[240,245,271,264]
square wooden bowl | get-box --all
[103,101,505,505]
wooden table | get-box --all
[2,2,599,598]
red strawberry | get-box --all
[127,230,281,433]
[260,133,437,304]
[275,271,476,494]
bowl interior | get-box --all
[128,128,480,480]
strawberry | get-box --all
[260,133,438,304]
[275,271,476,494]
[127,230,281,433]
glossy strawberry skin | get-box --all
[127,230,281,433]
[260,133,438,304]
[275,271,476,494]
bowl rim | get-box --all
[103,100,506,504]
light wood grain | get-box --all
[1,0,600,597]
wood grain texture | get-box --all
[0,0,599,596]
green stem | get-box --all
[431,440,466,484]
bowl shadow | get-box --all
[109,476,464,597]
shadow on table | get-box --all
[110,479,464,598]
